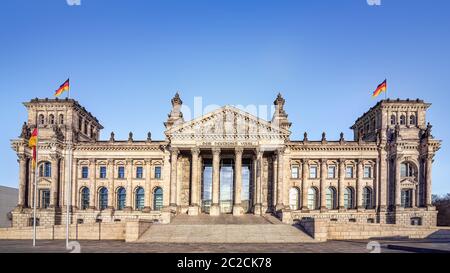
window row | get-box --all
[78,116,97,137]
[38,114,65,125]
[289,187,374,211]
[390,114,417,126]
[291,165,374,179]
[80,166,162,179]
[79,187,164,211]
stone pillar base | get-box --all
[210,204,220,216]
[253,204,262,216]
[281,209,293,224]
[232,205,244,216]
[188,206,200,216]
[143,207,152,213]
[275,204,284,212]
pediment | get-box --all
[401,178,417,187]
[165,105,291,145]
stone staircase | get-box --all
[137,214,316,243]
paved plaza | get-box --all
[2,239,449,253]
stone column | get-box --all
[357,160,364,210]
[59,157,65,209]
[233,148,244,216]
[144,159,152,212]
[50,155,59,208]
[272,154,278,209]
[169,147,179,208]
[189,148,201,216]
[378,148,387,210]
[71,159,78,210]
[301,159,309,210]
[125,159,133,211]
[254,148,263,215]
[426,155,433,207]
[320,159,327,210]
[107,159,114,209]
[338,159,345,210]
[395,157,402,208]
[89,159,96,210]
[198,155,203,209]
[374,161,379,210]
[210,148,221,216]
[276,149,285,211]
[17,154,28,207]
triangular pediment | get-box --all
[165,105,290,145]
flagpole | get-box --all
[32,132,38,247]
[68,78,71,99]
[66,77,72,249]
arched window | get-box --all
[307,188,318,210]
[326,187,337,210]
[344,187,355,209]
[400,115,406,125]
[98,187,108,210]
[409,115,416,126]
[400,162,416,178]
[390,115,396,125]
[39,162,52,178]
[49,114,55,125]
[80,187,90,210]
[289,188,300,210]
[153,187,163,211]
[362,187,373,209]
[39,114,45,125]
[117,187,126,210]
[135,187,145,210]
[59,114,64,125]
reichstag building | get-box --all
[10,93,441,228]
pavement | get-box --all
[0,239,408,253]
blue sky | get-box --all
[0,0,449,194]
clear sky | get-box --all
[0,0,449,194]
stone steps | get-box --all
[137,223,316,243]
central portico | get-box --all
[165,95,291,216]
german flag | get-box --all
[28,128,38,168]
[372,79,387,98]
[55,79,70,97]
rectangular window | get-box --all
[99,166,107,179]
[401,190,413,208]
[328,166,336,179]
[346,166,354,178]
[81,166,89,179]
[118,166,125,179]
[291,165,299,179]
[364,166,372,178]
[40,190,50,209]
[136,166,143,179]
[309,166,318,179]
[154,166,162,179]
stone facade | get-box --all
[10,94,441,234]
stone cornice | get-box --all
[74,141,168,152]
[287,141,378,152]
